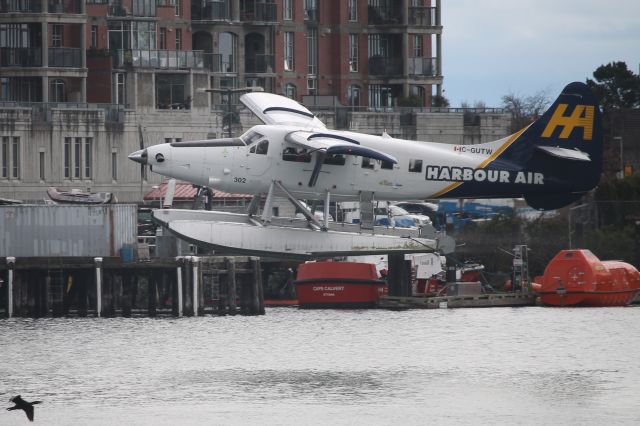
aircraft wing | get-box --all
[239,92,326,130]
[286,131,398,164]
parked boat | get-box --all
[531,249,640,306]
[47,187,114,205]
[294,261,387,308]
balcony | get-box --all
[114,49,205,69]
[408,57,439,77]
[368,56,403,76]
[192,0,229,21]
[0,0,42,13]
[107,4,127,15]
[0,47,42,67]
[48,47,82,67]
[203,53,235,73]
[240,0,277,23]
[367,5,401,25]
[155,0,175,7]
[47,0,83,14]
[245,54,274,74]
[408,6,438,27]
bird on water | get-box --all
[7,395,42,422]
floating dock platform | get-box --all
[379,292,537,310]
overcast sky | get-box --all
[442,0,640,107]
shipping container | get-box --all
[0,204,137,257]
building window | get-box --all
[108,21,157,50]
[1,136,20,179]
[175,0,181,16]
[50,79,65,102]
[381,160,393,170]
[111,152,117,181]
[64,137,92,180]
[52,24,63,47]
[64,137,71,178]
[159,27,167,49]
[307,78,316,95]
[307,28,317,75]
[283,0,292,20]
[413,35,423,57]
[39,151,45,181]
[219,32,236,72]
[348,0,357,21]
[84,138,93,179]
[156,74,186,109]
[175,28,182,50]
[349,34,359,72]
[113,72,125,105]
[74,137,81,178]
[347,85,361,106]
[91,25,98,49]
[284,32,294,71]
[304,0,316,20]
[284,83,296,100]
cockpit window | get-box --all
[255,140,269,155]
[243,131,263,146]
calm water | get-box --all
[2,307,640,425]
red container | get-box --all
[532,249,640,306]
[294,261,387,308]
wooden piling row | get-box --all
[0,256,265,318]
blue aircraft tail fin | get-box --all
[499,82,603,210]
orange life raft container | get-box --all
[531,249,640,306]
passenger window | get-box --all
[282,147,311,162]
[361,157,374,169]
[255,140,269,155]
[324,154,346,166]
[250,145,256,153]
[381,160,394,170]
[409,159,422,173]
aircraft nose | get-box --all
[128,149,148,165]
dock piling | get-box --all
[175,258,183,317]
[6,257,15,318]
[226,257,237,315]
[94,257,103,318]
[192,257,200,316]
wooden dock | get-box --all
[0,256,265,318]
[379,292,537,310]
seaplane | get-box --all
[129,82,602,259]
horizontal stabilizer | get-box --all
[525,192,585,210]
[536,145,591,161]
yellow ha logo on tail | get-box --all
[541,104,594,140]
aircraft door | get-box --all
[247,137,272,176]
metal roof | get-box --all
[143,181,251,201]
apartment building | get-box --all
[191,0,442,108]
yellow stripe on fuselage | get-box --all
[431,126,528,197]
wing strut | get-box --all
[273,181,324,231]
[308,151,327,187]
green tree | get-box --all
[586,61,640,110]
[431,94,450,108]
